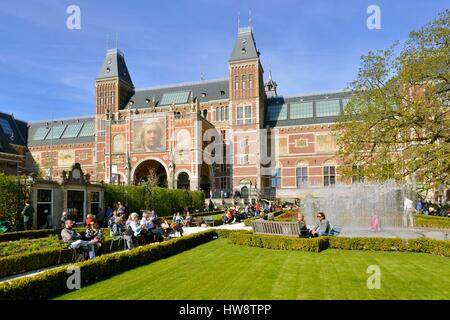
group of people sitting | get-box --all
[59,208,191,260]
[108,210,188,250]
[295,212,331,237]
[221,203,281,225]
[60,218,104,260]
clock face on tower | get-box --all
[72,169,81,180]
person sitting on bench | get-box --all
[296,213,310,237]
[310,212,330,237]
[61,219,97,259]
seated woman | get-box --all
[173,212,183,226]
[85,221,104,252]
[310,212,330,237]
[85,214,94,227]
[128,212,143,245]
[296,213,310,237]
[160,217,171,238]
[140,211,153,244]
[223,210,233,224]
[182,211,192,227]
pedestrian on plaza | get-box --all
[21,199,34,230]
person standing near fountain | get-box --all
[371,214,380,232]
[310,212,330,237]
[403,197,416,227]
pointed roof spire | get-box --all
[230,21,260,62]
[249,10,252,29]
[96,48,134,87]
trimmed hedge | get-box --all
[0,230,217,300]
[228,231,327,252]
[216,229,450,257]
[243,210,285,226]
[326,236,450,257]
[416,215,450,229]
[0,234,113,279]
[0,229,58,242]
[0,228,109,243]
[104,185,206,216]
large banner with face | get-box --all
[132,118,166,153]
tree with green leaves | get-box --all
[333,10,449,196]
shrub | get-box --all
[0,230,217,300]
[104,185,206,216]
[227,232,327,252]
[0,174,22,225]
[416,215,450,229]
[0,228,109,243]
[326,237,450,257]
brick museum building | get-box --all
[2,26,373,212]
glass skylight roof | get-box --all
[62,123,83,138]
[316,99,341,117]
[0,119,13,136]
[45,125,66,140]
[267,104,287,121]
[159,91,191,106]
[33,127,51,141]
[78,122,95,137]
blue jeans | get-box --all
[69,240,96,259]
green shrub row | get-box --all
[326,236,450,256]
[243,210,285,226]
[0,228,109,243]
[416,215,450,229]
[226,231,327,252]
[0,230,217,300]
[0,234,113,279]
[104,185,205,215]
[219,230,450,257]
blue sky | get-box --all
[0,0,447,121]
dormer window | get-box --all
[220,90,225,96]
[201,92,207,98]
[129,100,134,106]
[145,99,150,104]
[106,67,110,73]
[241,48,246,54]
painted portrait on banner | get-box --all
[316,135,337,153]
[58,150,75,167]
[174,129,192,164]
[132,118,166,153]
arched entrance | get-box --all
[177,172,190,189]
[133,159,168,187]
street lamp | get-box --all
[106,109,113,184]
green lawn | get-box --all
[56,238,450,300]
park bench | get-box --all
[204,216,215,227]
[251,220,304,237]
[251,220,343,237]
